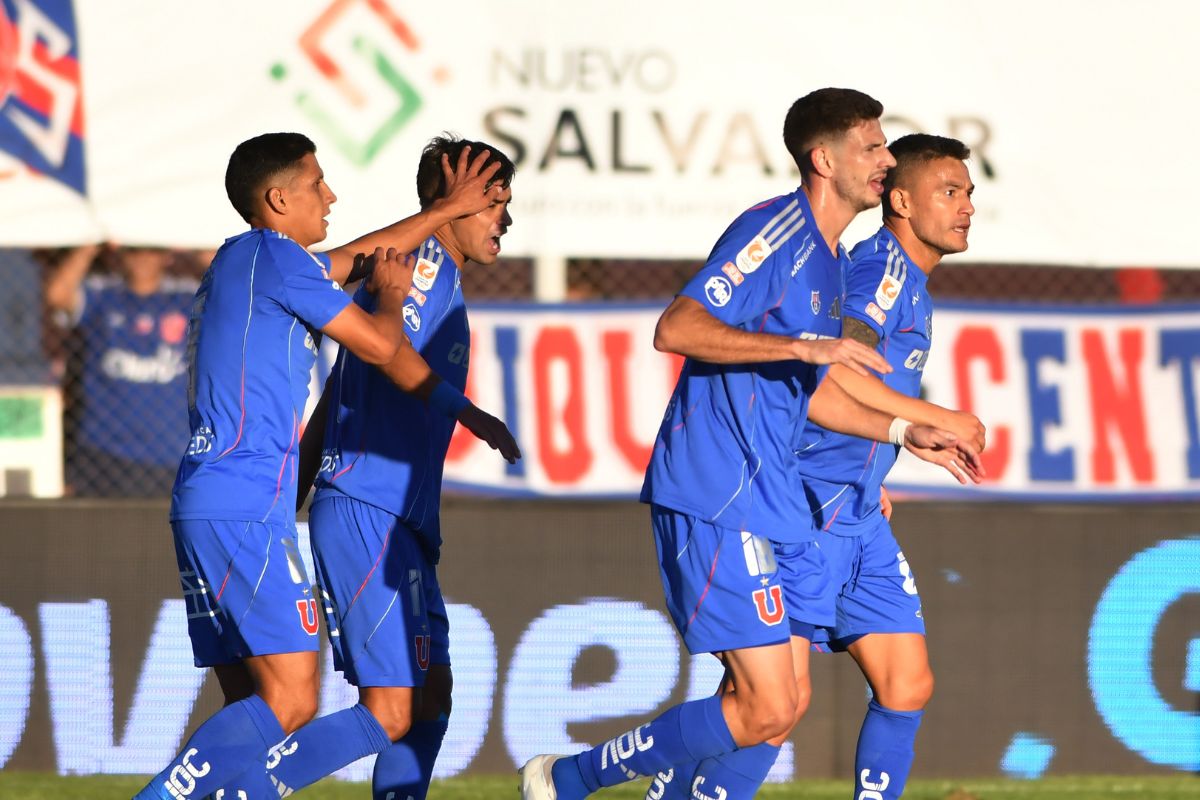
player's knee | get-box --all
[271,695,318,733]
[734,692,796,744]
[374,706,414,743]
[876,667,934,712]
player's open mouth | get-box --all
[488,235,502,254]
[869,178,885,194]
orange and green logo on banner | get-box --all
[272,0,422,166]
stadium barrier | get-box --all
[0,499,1195,780]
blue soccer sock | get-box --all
[132,695,284,800]
[854,699,923,800]
[372,718,449,800]
[260,703,392,795]
[645,762,694,800]
[551,695,736,800]
[686,743,780,800]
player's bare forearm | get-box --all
[322,148,502,283]
[828,366,986,450]
[808,375,892,441]
[324,209,453,284]
[376,337,441,400]
[653,296,803,364]
[296,385,330,512]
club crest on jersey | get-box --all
[403,304,422,332]
[720,261,744,286]
[408,286,427,306]
[413,258,440,291]
[810,290,821,315]
[704,276,733,307]
[876,274,902,310]
[752,586,785,625]
[296,599,319,636]
[866,301,887,325]
[735,234,771,274]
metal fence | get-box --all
[2,246,1198,498]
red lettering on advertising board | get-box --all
[534,327,592,483]
[1081,328,1154,483]
[953,326,1009,479]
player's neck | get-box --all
[433,229,467,268]
[801,183,854,258]
[885,219,941,275]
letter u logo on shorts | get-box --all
[414,634,431,670]
[296,599,319,635]
[751,586,785,625]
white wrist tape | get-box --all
[888,417,912,446]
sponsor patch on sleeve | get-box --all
[704,275,733,307]
[403,304,422,332]
[408,286,427,306]
[735,234,772,274]
[720,261,745,286]
[413,258,440,292]
[875,274,902,310]
[866,302,887,325]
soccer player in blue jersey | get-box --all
[202,135,520,800]
[132,132,506,800]
[521,89,981,800]
[798,133,978,800]
[647,135,983,800]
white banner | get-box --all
[1,1,1199,266]
[442,302,1200,501]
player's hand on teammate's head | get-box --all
[365,247,415,297]
[457,403,522,464]
[902,424,985,485]
[793,337,891,377]
[438,146,504,219]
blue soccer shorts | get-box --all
[651,504,834,655]
[308,495,449,687]
[172,519,321,667]
[810,515,925,652]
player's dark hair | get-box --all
[225,132,316,224]
[783,88,884,176]
[883,133,971,216]
[416,133,515,209]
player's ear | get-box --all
[809,144,834,179]
[889,187,911,219]
[264,185,287,216]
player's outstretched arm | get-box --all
[322,147,503,284]
[809,374,983,484]
[372,332,522,465]
[653,295,891,376]
[828,317,985,450]
[321,247,413,365]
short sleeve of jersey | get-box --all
[679,208,789,327]
[275,245,351,329]
[842,238,906,342]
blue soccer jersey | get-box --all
[641,188,847,543]
[171,229,352,525]
[73,273,196,465]
[313,236,467,558]
[797,227,934,535]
